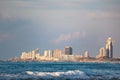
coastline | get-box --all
[6,57,120,63]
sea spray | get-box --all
[26,70,89,79]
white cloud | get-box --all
[51,31,86,44]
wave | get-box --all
[26,70,89,79]
[1,70,120,80]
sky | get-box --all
[0,0,120,60]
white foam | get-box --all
[0,73,35,80]
[0,73,19,77]
[1,70,120,80]
[26,70,89,79]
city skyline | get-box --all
[0,0,120,60]
[8,37,115,62]
[19,37,114,60]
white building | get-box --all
[84,51,89,58]
[44,50,53,57]
[106,37,113,58]
[20,49,40,60]
[96,47,106,58]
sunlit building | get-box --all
[96,47,106,58]
[44,50,48,57]
[20,49,40,60]
[53,50,62,58]
[106,37,113,58]
[44,50,53,57]
[84,51,89,58]
[100,47,106,57]
[21,52,27,59]
[48,50,54,57]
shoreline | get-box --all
[4,57,120,63]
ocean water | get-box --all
[0,62,120,80]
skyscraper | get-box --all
[64,46,72,55]
[106,37,113,58]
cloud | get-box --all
[0,34,14,42]
[86,11,120,20]
[71,32,80,39]
[51,31,86,44]
[0,0,120,26]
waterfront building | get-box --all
[44,50,53,57]
[48,50,54,57]
[84,51,89,58]
[53,50,62,58]
[106,37,113,58]
[20,49,40,60]
[106,44,109,58]
[64,46,72,55]
[44,50,49,57]
[99,47,106,58]
[35,53,40,60]
[96,47,106,58]
[100,47,106,57]
[20,52,27,59]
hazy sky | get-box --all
[0,0,120,60]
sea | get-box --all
[0,62,120,80]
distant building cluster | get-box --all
[19,37,113,61]
[20,46,83,61]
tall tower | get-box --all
[64,46,72,55]
[106,37,113,58]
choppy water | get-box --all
[0,62,120,80]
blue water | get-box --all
[0,62,120,80]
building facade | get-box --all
[53,50,62,58]
[96,47,106,58]
[84,51,89,58]
[44,50,53,57]
[106,37,113,58]
[64,46,72,55]
[20,49,40,60]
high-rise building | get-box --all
[48,50,54,57]
[20,49,40,60]
[54,50,62,58]
[44,50,53,57]
[44,50,48,57]
[99,47,106,58]
[84,51,89,58]
[64,46,72,55]
[105,37,113,58]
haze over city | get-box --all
[0,0,120,60]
